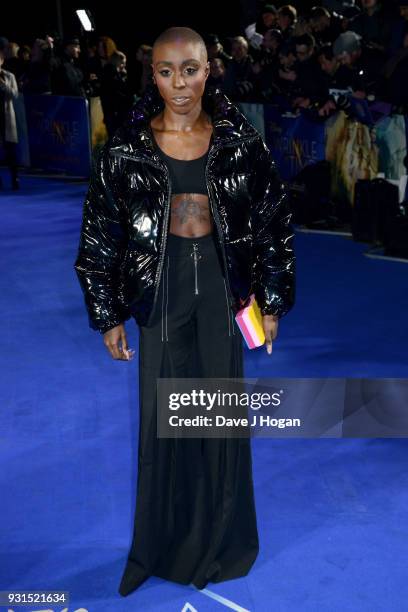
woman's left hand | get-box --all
[262,314,279,355]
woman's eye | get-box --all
[158,67,197,77]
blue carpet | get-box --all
[1,171,408,611]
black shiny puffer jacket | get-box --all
[74,84,296,334]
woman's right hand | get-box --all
[103,323,134,360]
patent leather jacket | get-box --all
[74,84,295,334]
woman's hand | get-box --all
[103,323,134,360]
[262,314,279,355]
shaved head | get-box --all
[152,26,208,63]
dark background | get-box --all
[2,0,259,51]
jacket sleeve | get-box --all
[0,71,18,100]
[250,137,296,319]
[74,144,131,334]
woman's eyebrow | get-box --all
[156,59,201,66]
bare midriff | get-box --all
[169,193,214,237]
[150,116,214,238]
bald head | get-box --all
[152,27,208,63]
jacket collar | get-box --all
[109,83,259,163]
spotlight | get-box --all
[76,9,95,32]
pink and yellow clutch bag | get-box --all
[235,293,265,349]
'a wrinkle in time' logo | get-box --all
[266,118,322,176]
[276,135,319,174]
[37,116,80,148]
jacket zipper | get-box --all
[207,134,259,310]
[148,162,172,326]
[205,144,235,308]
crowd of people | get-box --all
[1,0,408,189]
[214,0,408,118]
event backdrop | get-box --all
[2,94,408,205]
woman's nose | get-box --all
[173,72,186,87]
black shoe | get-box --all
[12,177,20,190]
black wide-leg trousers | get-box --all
[118,232,259,596]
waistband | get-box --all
[166,231,217,255]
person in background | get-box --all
[22,37,55,94]
[275,41,298,98]
[0,47,19,190]
[399,0,408,21]
[348,0,393,53]
[18,45,31,64]
[98,36,117,62]
[207,56,226,88]
[293,33,327,107]
[313,43,354,117]
[332,29,385,97]
[3,42,20,74]
[85,35,118,96]
[127,44,154,99]
[388,0,408,56]
[291,13,312,37]
[52,36,86,97]
[309,5,346,45]
[257,27,282,65]
[222,35,255,101]
[379,23,408,111]
[277,5,298,40]
[7,44,31,90]
[100,51,135,139]
[203,33,232,67]
[252,28,282,101]
[316,42,351,90]
[137,44,154,96]
[255,4,279,35]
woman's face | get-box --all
[152,41,209,113]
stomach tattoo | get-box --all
[171,194,210,225]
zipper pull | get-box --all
[191,243,201,295]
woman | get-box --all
[74,26,295,596]
[0,47,19,190]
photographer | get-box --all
[331,30,385,97]
[222,36,256,101]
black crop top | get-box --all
[151,131,209,196]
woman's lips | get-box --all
[172,96,191,105]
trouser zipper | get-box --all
[191,243,202,295]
